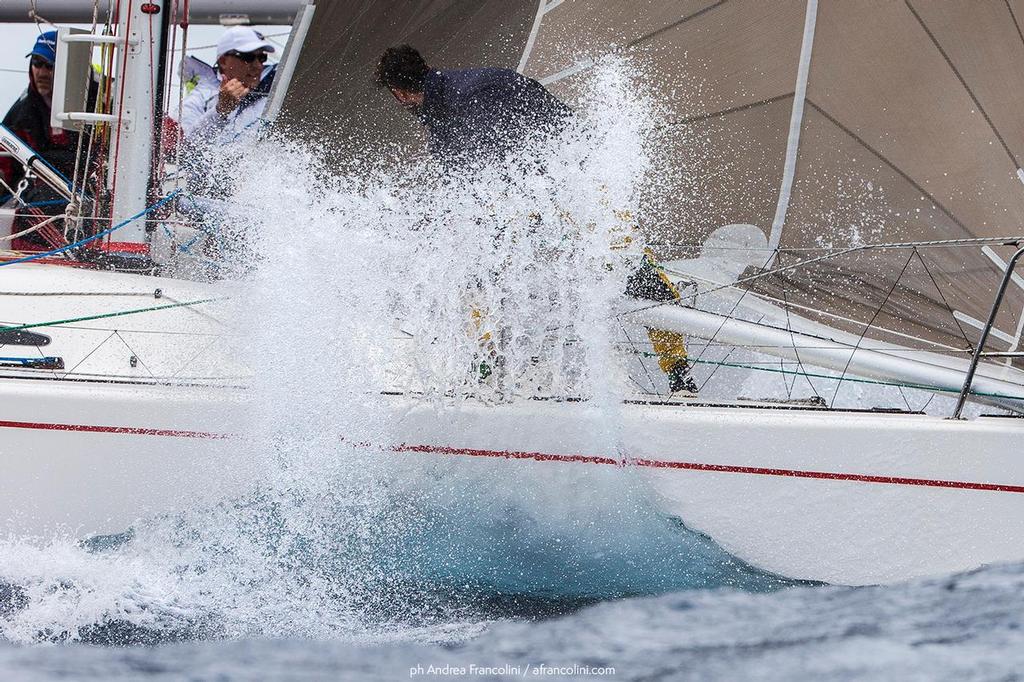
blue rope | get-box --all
[21,199,69,208]
[177,232,203,253]
[161,204,222,254]
[225,116,267,144]
[0,197,68,209]
[0,190,180,267]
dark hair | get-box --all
[375,44,429,92]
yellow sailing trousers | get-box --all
[646,327,688,374]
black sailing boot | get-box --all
[667,362,699,394]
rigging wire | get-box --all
[68,0,103,207]
[912,246,975,349]
[616,316,659,396]
[171,0,191,199]
[62,328,117,375]
[108,0,136,222]
[895,384,914,412]
[689,247,777,377]
[782,286,821,397]
[695,314,765,393]
[113,329,155,377]
[828,248,917,407]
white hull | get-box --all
[2,263,1023,586]
[384,398,1024,586]
[3,377,1022,586]
[0,377,251,538]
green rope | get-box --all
[0,298,220,332]
[633,350,1024,402]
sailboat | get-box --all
[2,0,1024,587]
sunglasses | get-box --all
[226,51,268,64]
[30,57,54,70]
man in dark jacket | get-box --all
[1,31,93,250]
[375,44,570,169]
[375,45,698,394]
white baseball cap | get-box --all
[216,26,276,59]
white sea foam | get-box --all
[2,58,769,645]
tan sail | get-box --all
[281,0,1024,364]
[280,2,535,151]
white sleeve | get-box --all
[178,86,220,138]
[187,107,230,143]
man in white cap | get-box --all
[179,26,276,144]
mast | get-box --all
[103,0,168,254]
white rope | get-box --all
[27,0,55,28]
[0,212,67,242]
[517,0,548,74]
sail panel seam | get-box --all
[805,99,970,235]
[766,0,818,261]
[530,1,729,84]
[626,0,728,49]
[905,0,1020,171]
[668,93,794,127]
[1005,0,1024,52]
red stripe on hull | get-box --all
[0,419,230,440]
[392,443,1024,495]
[0,419,1020,494]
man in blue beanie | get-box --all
[1,31,94,250]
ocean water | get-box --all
[2,559,1024,681]
[2,58,1016,680]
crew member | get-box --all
[375,44,570,169]
[376,45,697,394]
[625,250,699,394]
[1,31,92,251]
[177,27,276,267]
[179,26,277,146]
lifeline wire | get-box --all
[629,349,1024,403]
[0,297,219,332]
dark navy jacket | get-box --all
[418,67,570,167]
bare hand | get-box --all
[216,78,250,116]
